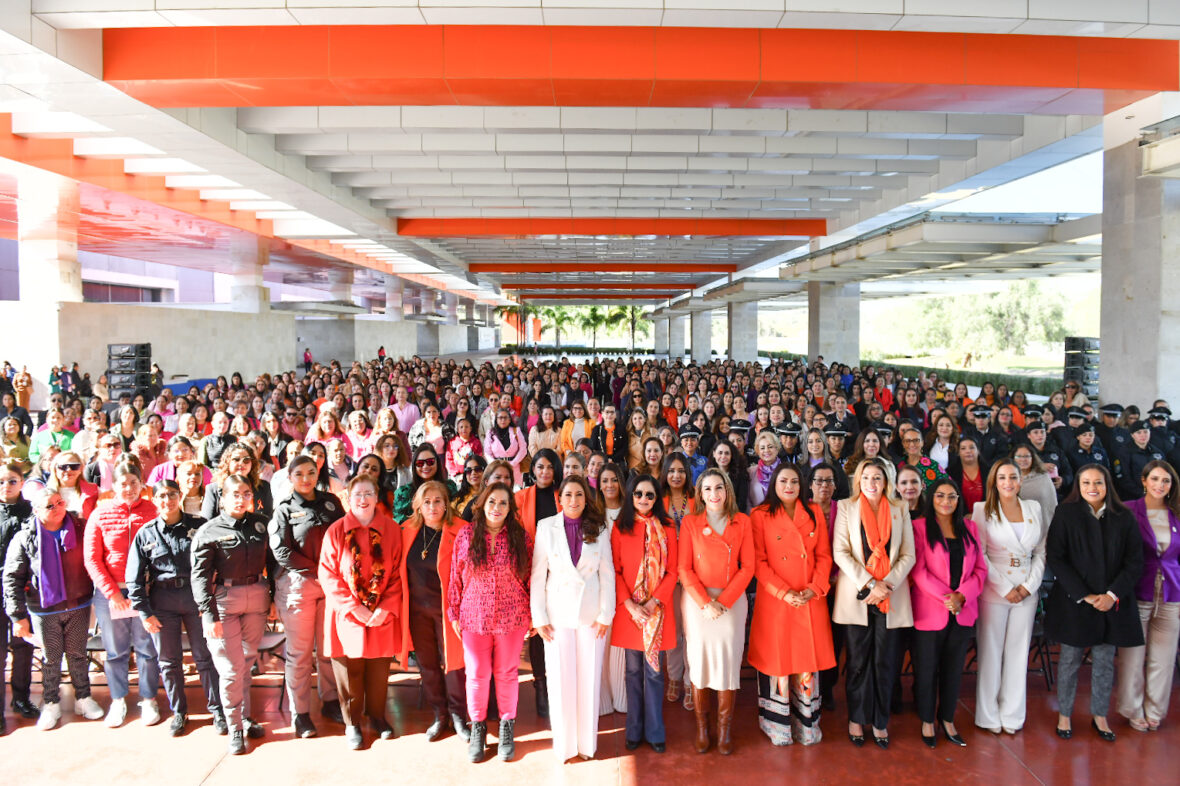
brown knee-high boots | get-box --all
[693,687,711,753]
[717,690,736,755]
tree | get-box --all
[577,306,609,352]
[495,301,541,350]
[606,305,652,353]
[541,306,577,351]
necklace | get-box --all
[420,525,441,559]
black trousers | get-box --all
[912,618,973,725]
[844,607,901,730]
[820,591,845,701]
[152,586,221,715]
[407,597,467,720]
[529,631,546,684]
[1,606,33,707]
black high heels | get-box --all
[1092,719,1116,742]
[942,722,966,747]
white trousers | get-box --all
[545,626,606,760]
[974,595,1038,731]
[1116,597,1180,722]
[599,642,628,715]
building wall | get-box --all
[438,325,468,355]
[295,317,355,370]
[353,316,419,361]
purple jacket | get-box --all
[1127,498,1180,602]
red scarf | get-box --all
[858,496,893,613]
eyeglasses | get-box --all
[351,491,377,500]
[56,463,81,472]
[41,499,65,511]
[934,492,960,501]
[154,491,181,500]
[811,478,835,486]
[415,458,437,468]
[632,490,656,500]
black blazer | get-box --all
[589,423,628,467]
[1044,501,1145,648]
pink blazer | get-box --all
[909,517,988,631]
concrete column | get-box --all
[18,173,82,303]
[383,275,404,321]
[668,314,687,359]
[1100,97,1180,403]
[327,270,354,304]
[807,282,860,364]
[653,318,669,355]
[443,292,459,325]
[227,235,270,313]
[690,309,712,363]
[728,301,758,363]
[463,300,475,322]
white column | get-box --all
[1100,97,1180,403]
[328,270,354,304]
[728,301,758,363]
[18,173,82,304]
[807,282,860,364]
[668,315,686,359]
[653,318,669,355]
[227,235,270,313]
[443,292,459,325]
[690,309,712,363]
[383,275,404,321]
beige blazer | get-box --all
[831,497,916,629]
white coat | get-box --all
[531,512,616,630]
[971,498,1047,605]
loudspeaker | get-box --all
[107,343,152,359]
[107,372,151,389]
[107,357,151,373]
[1064,337,1100,352]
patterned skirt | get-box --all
[757,671,822,746]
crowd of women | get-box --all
[0,352,1177,763]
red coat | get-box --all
[398,517,464,673]
[610,519,679,651]
[678,511,755,609]
[318,510,404,659]
[748,503,836,677]
[84,496,158,600]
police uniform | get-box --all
[1051,409,1088,454]
[728,419,756,465]
[1026,422,1073,500]
[775,422,802,464]
[1066,424,1110,474]
[678,424,708,485]
[126,513,223,727]
[191,510,273,749]
[268,490,343,729]
[1117,422,1167,501]
[828,409,859,441]
[1146,408,1180,470]
[964,406,1009,465]
[1094,403,1132,476]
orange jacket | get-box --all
[610,519,679,651]
[397,517,463,672]
[677,511,755,610]
[514,485,559,540]
[747,503,836,676]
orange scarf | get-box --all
[858,495,893,613]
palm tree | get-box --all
[577,305,609,353]
[541,306,577,351]
[495,301,541,350]
[606,305,652,354]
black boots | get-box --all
[468,720,487,762]
[498,719,516,761]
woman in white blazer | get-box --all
[531,474,615,762]
[971,458,1047,735]
[831,457,915,749]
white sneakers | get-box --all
[105,697,128,728]
[37,702,61,731]
[140,699,162,726]
[74,696,105,720]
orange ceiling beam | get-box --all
[399,217,824,237]
[103,26,1177,114]
[501,282,692,290]
[471,262,736,273]
[529,293,671,300]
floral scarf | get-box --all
[756,458,780,494]
[632,513,668,670]
[344,520,386,611]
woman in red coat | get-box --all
[749,463,836,746]
[679,468,755,755]
[318,474,404,750]
[397,480,468,742]
[611,473,678,752]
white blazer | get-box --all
[971,499,1047,605]
[531,512,616,630]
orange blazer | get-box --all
[678,511,755,610]
[397,516,464,673]
[610,519,679,652]
[514,485,560,540]
[747,503,836,677]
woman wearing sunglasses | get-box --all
[392,443,456,523]
[47,450,99,526]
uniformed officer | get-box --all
[1052,408,1088,454]
[1019,405,1045,444]
[1024,421,1072,500]
[965,406,1008,464]
[1066,423,1109,475]
[826,393,859,440]
[268,455,343,739]
[1146,407,1180,469]
[728,419,754,465]
[1094,403,1132,472]
[1117,422,1167,501]
[775,421,802,464]
[191,474,274,755]
[126,480,223,736]
[678,423,708,485]
[825,424,850,465]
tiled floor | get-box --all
[4,655,1176,786]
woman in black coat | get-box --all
[1044,464,1144,742]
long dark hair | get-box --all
[615,474,672,535]
[758,462,816,526]
[708,438,748,493]
[918,478,977,550]
[1061,463,1130,517]
[456,454,488,499]
[558,475,605,544]
[409,442,443,490]
[658,452,692,498]
[531,448,562,489]
[468,482,530,583]
[1141,459,1180,519]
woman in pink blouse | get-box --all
[448,482,534,763]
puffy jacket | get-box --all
[84,496,158,600]
[4,513,93,618]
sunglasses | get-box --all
[415,458,437,468]
[632,490,656,500]
[56,463,82,472]
[465,466,482,475]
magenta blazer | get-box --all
[909,517,989,631]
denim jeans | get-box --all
[93,588,161,701]
[624,649,665,744]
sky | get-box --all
[935,150,1103,214]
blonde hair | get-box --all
[692,467,739,518]
[850,457,900,508]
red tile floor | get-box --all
[4,650,1176,786]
